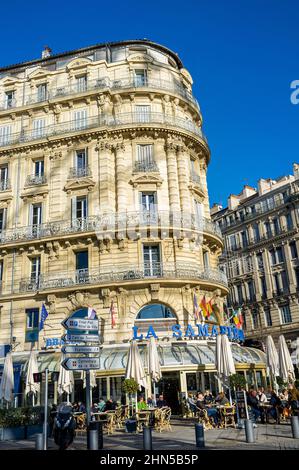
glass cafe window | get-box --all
[136,303,176,320]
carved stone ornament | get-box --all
[68,291,91,310]
[46,294,56,314]
[127,53,153,64]
[149,283,160,301]
[129,173,163,188]
[64,177,95,194]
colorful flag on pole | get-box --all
[110,300,117,328]
[87,307,96,319]
[193,293,200,321]
[200,295,209,318]
[206,297,214,318]
[39,304,49,331]
[233,309,243,329]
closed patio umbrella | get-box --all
[125,341,147,413]
[58,354,74,402]
[25,350,40,402]
[265,335,279,391]
[81,370,97,389]
[291,338,299,369]
[0,352,14,403]
[215,334,235,404]
[147,336,161,383]
[278,335,295,384]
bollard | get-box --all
[143,426,152,450]
[291,416,299,439]
[88,421,103,449]
[35,433,44,450]
[244,419,255,443]
[195,423,205,448]
[89,429,99,450]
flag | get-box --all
[200,295,209,318]
[39,304,49,331]
[193,293,201,321]
[87,307,96,319]
[233,309,243,329]
[110,300,117,328]
[206,297,214,318]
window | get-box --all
[135,105,151,123]
[290,241,298,259]
[265,221,272,238]
[260,276,267,298]
[76,75,87,92]
[25,308,39,343]
[228,234,237,251]
[280,305,292,324]
[273,273,281,293]
[256,253,264,269]
[264,308,272,327]
[276,247,284,263]
[273,218,280,235]
[203,250,210,268]
[281,270,288,292]
[194,199,204,222]
[253,223,260,242]
[73,196,88,220]
[286,213,293,230]
[295,267,299,287]
[252,311,259,329]
[30,203,42,226]
[143,245,161,276]
[140,192,157,212]
[241,230,248,247]
[5,90,14,109]
[34,160,44,177]
[0,209,6,231]
[32,118,45,138]
[136,303,176,319]
[73,109,87,129]
[30,256,41,282]
[137,144,153,164]
[247,280,255,302]
[37,83,47,102]
[0,260,3,284]
[0,165,8,190]
[0,125,12,145]
[75,250,89,283]
[237,284,243,304]
[134,69,147,86]
[75,149,88,169]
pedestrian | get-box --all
[156,394,168,408]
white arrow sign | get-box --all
[62,333,100,343]
[62,357,100,370]
[61,318,99,331]
[61,345,100,354]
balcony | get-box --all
[0,179,11,191]
[68,166,92,178]
[0,211,223,246]
[16,263,227,293]
[25,174,47,186]
[1,76,199,112]
[133,161,159,173]
[0,113,206,149]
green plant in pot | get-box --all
[229,373,247,391]
[122,379,139,415]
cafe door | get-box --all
[157,371,180,413]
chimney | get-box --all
[42,46,52,59]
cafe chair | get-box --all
[196,408,214,430]
[106,411,116,435]
[114,406,123,429]
[74,413,87,435]
[154,408,164,433]
[136,411,150,433]
[220,406,236,428]
[161,407,172,431]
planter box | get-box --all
[0,424,47,440]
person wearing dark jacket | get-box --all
[247,390,264,423]
[156,395,168,408]
[269,391,282,423]
[49,404,57,437]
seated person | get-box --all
[196,392,218,426]
[137,396,148,411]
[97,398,106,412]
[187,393,197,415]
[247,390,264,423]
[257,387,268,404]
[268,391,282,423]
[105,398,115,411]
[204,390,214,405]
[156,394,168,408]
[78,402,86,413]
[215,392,230,406]
[288,384,299,414]
[91,403,98,413]
[147,395,157,407]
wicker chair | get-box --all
[161,407,172,431]
[196,408,214,430]
[114,406,123,429]
[154,408,164,433]
[136,411,150,432]
[220,406,236,428]
[106,411,116,435]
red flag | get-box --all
[110,300,117,328]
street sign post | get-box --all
[62,333,100,343]
[61,345,100,354]
[62,357,100,371]
[61,318,99,331]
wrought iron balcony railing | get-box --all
[0,179,11,191]
[0,112,206,148]
[25,174,47,186]
[0,211,222,246]
[16,263,227,293]
[133,160,159,173]
[1,76,199,112]
[68,166,92,178]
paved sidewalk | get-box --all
[0,420,298,450]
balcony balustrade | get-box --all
[0,211,222,246]
[25,174,47,186]
[0,112,205,148]
[68,166,92,178]
[0,76,199,112]
[16,263,227,294]
[133,160,159,173]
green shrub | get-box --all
[0,406,48,428]
[122,378,139,394]
[229,373,247,390]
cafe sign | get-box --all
[132,323,245,342]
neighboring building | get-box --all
[0,40,266,408]
[211,164,299,348]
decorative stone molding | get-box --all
[64,177,95,194]
[100,288,111,308]
[129,173,163,188]
[68,291,91,310]
[46,294,56,314]
[149,283,160,300]
[127,53,154,64]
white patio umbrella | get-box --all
[125,341,148,413]
[215,334,235,404]
[58,354,74,402]
[0,352,14,404]
[147,336,161,402]
[278,335,295,384]
[265,335,279,391]
[81,370,97,389]
[291,338,299,369]
[25,350,40,403]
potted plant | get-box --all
[0,406,47,440]
[229,374,247,391]
[122,379,139,419]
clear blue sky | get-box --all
[0,0,298,207]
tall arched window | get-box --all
[136,303,176,320]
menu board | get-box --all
[236,390,249,419]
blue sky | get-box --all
[0,0,298,207]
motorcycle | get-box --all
[53,403,76,450]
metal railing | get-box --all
[133,160,159,173]
[68,166,92,178]
[1,76,199,112]
[0,211,222,246]
[0,179,11,191]
[0,112,206,148]
[25,174,47,186]
[16,263,227,293]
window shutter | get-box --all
[2,208,7,230]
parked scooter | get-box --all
[53,403,76,450]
